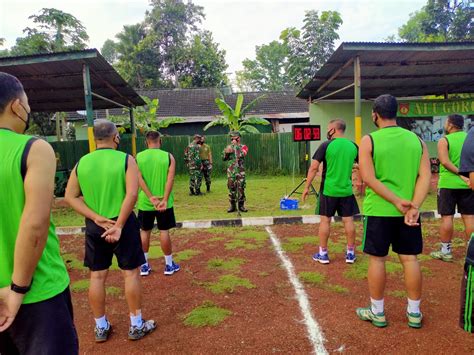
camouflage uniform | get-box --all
[184,138,203,195]
[199,142,212,192]
[223,132,248,212]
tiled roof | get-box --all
[65,88,308,121]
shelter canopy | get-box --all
[0,49,145,112]
[297,42,474,101]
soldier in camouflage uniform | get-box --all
[199,136,213,192]
[223,131,248,212]
[184,134,203,195]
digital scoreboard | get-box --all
[292,125,321,142]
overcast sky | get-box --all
[1,0,427,78]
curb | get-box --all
[56,210,445,235]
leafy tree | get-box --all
[397,0,473,42]
[110,96,185,133]
[10,8,89,55]
[236,41,290,91]
[101,39,118,63]
[281,10,342,89]
[203,94,270,134]
[177,31,228,88]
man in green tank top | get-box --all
[0,72,78,354]
[65,119,155,342]
[302,119,359,264]
[136,131,180,277]
[431,114,473,262]
[356,95,431,329]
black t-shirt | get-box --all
[460,127,474,177]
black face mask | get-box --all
[326,128,336,140]
[113,135,121,150]
[15,102,31,133]
[373,115,379,128]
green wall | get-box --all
[308,101,437,157]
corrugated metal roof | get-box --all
[0,49,145,112]
[298,42,474,100]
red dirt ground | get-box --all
[61,219,474,354]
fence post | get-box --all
[278,133,282,170]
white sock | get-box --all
[407,298,421,314]
[144,252,148,263]
[130,312,143,328]
[347,245,355,255]
[95,315,108,329]
[165,254,173,266]
[370,298,384,314]
[319,247,328,256]
[441,242,451,254]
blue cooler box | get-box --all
[280,198,299,210]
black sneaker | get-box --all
[128,319,156,341]
[95,321,112,343]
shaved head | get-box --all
[329,119,346,132]
[93,119,117,140]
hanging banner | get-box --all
[398,99,474,118]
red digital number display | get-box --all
[292,125,321,142]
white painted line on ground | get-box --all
[302,215,321,224]
[265,226,327,355]
[181,220,212,229]
[241,216,274,226]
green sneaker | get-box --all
[356,306,387,328]
[430,250,453,262]
[407,312,423,328]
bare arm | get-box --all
[158,154,176,212]
[1,140,58,330]
[301,159,321,202]
[405,141,432,226]
[138,171,153,199]
[65,166,115,229]
[359,135,412,214]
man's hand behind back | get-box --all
[0,287,24,332]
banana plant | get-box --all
[203,93,270,133]
[110,96,185,133]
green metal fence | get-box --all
[51,133,307,176]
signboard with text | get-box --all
[398,99,474,117]
[292,125,321,142]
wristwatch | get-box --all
[11,281,32,294]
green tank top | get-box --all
[136,149,174,211]
[0,129,69,304]
[322,138,358,197]
[438,131,468,189]
[364,127,422,217]
[77,149,127,218]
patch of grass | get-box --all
[282,236,317,252]
[106,286,122,296]
[386,261,403,274]
[183,301,231,327]
[235,230,268,242]
[325,284,349,294]
[417,254,432,262]
[225,239,260,250]
[452,238,466,248]
[421,266,433,276]
[258,271,270,277]
[175,249,201,262]
[148,245,164,259]
[299,271,325,285]
[71,279,90,293]
[206,274,256,294]
[110,257,120,271]
[344,257,369,280]
[327,240,346,254]
[207,258,246,272]
[388,290,407,298]
[202,236,225,243]
[62,253,87,271]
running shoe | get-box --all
[346,253,357,264]
[356,306,387,328]
[430,250,453,262]
[312,253,330,264]
[140,263,152,276]
[407,312,423,329]
[95,321,112,343]
[164,261,180,275]
[128,320,156,341]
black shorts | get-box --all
[138,207,177,231]
[316,193,360,217]
[0,287,78,355]
[362,216,423,257]
[437,188,474,215]
[84,213,145,271]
